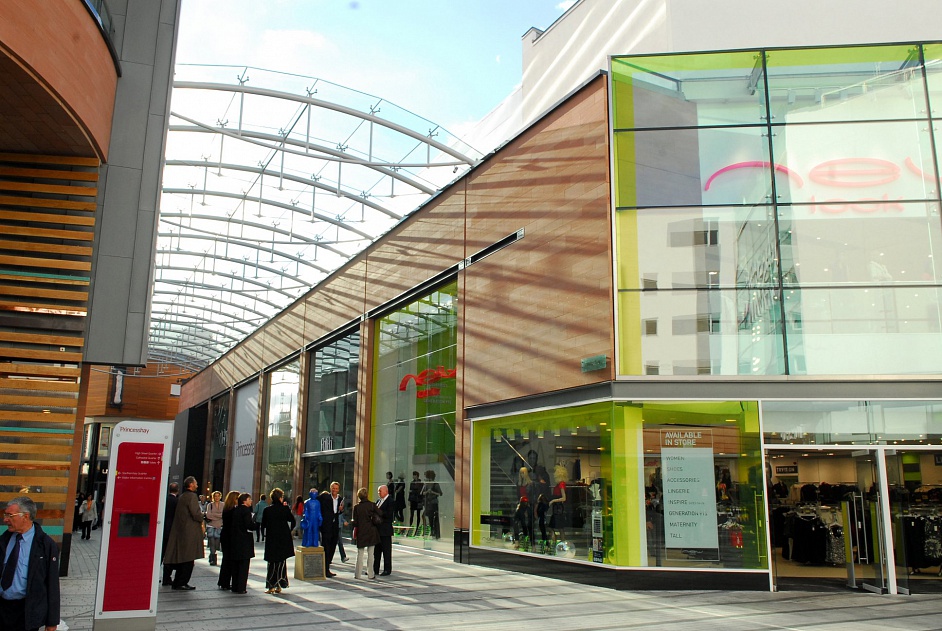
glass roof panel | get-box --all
[153,65,481,370]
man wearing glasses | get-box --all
[0,496,60,631]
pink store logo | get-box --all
[705,157,937,214]
[399,366,456,399]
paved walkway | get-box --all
[60,533,942,630]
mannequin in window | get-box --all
[549,463,568,539]
[421,470,442,539]
[518,467,533,501]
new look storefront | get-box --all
[468,42,942,593]
[469,394,942,593]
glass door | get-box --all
[885,450,942,594]
[845,450,888,593]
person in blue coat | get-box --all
[301,488,322,548]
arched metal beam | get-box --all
[165,160,402,220]
[148,321,242,347]
[169,116,438,196]
[162,187,375,241]
[153,279,283,313]
[153,265,300,300]
[150,293,271,324]
[171,81,478,164]
[156,223,341,277]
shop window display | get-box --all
[473,406,613,562]
[472,401,766,571]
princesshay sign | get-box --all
[660,429,719,552]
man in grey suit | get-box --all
[373,484,394,576]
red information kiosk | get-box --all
[93,421,172,631]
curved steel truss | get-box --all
[153,65,481,370]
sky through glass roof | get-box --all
[153,65,481,370]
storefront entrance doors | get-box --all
[766,448,897,593]
[845,450,890,593]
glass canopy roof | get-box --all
[154,65,481,371]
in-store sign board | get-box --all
[775,465,799,475]
[660,429,719,551]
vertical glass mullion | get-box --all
[761,50,790,375]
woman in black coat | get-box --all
[217,491,239,590]
[229,493,256,594]
[262,487,296,593]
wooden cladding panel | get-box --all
[0,154,95,536]
[0,210,95,227]
[0,363,80,378]
[0,240,93,257]
[0,332,83,346]
[0,195,96,212]
[0,166,99,182]
[0,153,100,168]
[1,225,94,241]
[0,348,83,362]
[0,181,97,197]
[0,300,87,314]
[0,254,91,272]
[0,284,88,301]
[0,378,79,393]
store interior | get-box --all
[767,449,942,593]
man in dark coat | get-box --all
[0,496,59,631]
[317,482,341,577]
[161,482,178,586]
[162,477,204,590]
[373,484,394,576]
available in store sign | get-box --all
[660,429,719,551]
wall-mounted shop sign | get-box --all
[775,465,799,475]
[934,454,942,466]
[399,366,456,399]
[580,354,608,373]
[660,429,719,551]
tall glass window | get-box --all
[306,330,360,453]
[261,360,300,500]
[209,393,229,494]
[372,281,457,549]
[613,44,942,376]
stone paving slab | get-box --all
[59,534,942,630]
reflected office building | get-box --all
[177,1,942,593]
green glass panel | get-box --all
[614,127,773,208]
[372,281,457,547]
[766,45,927,123]
[611,51,766,130]
[617,288,786,377]
[472,399,767,571]
[762,400,942,446]
[783,286,942,375]
[621,400,765,570]
[924,44,942,117]
[771,120,938,204]
[471,403,615,562]
[618,206,780,291]
[778,202,942,288]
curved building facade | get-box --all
[0,0,179,572]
